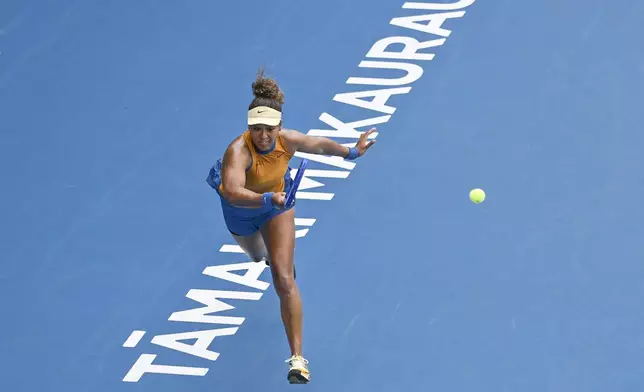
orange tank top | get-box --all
[222,130,293,195]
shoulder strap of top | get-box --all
[241,130,254,171]
[276,132,294,157]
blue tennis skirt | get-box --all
[206,159,294,236]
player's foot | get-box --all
[285,355,310,384]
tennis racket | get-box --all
[285,159,308,208]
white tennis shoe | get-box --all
[286,355,310,384]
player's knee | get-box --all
[273,268,296,296]
[245,248,268,263]
[249,253,266,263]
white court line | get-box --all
[123,330,146,348]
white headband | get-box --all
[248,106,282,126]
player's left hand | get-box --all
[355,128,376,156]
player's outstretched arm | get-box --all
[281,128,376,159]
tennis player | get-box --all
[206,70,375,384]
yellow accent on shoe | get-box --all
[286,355,310,384]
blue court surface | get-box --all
[2,1,644,391]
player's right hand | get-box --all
[272,192,287,208]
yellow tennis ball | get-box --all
[469,188,486,203]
